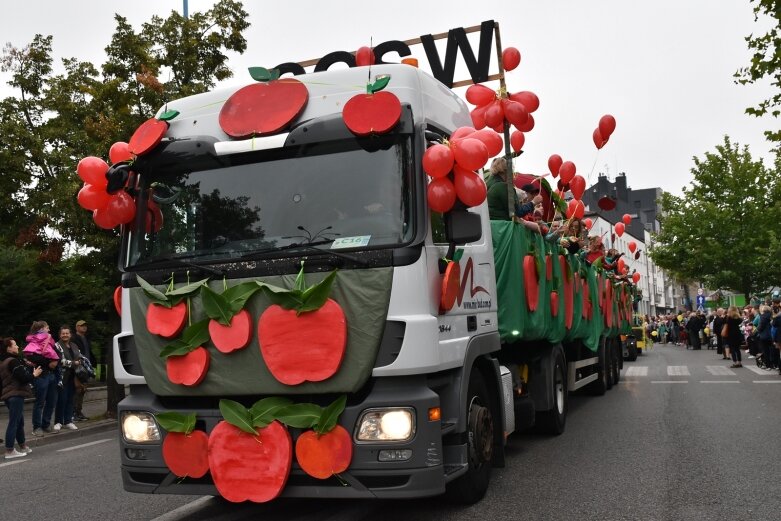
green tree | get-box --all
[735,0,781,142]
[651,136,781,300]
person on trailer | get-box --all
[486,157,540,221]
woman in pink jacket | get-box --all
[23,321,60,436]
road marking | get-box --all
[753,380,781,384]
[700,380,740,383]
[625,366,648,377]
[56,438,112,453]
[667,366,690,376]
[706,365,736,376]
[744,365,770,375]
[149,496,214,521]
[0,459,30,468]
[651,380,688,384]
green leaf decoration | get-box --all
[293,262,307,293]
[453,249,464,262]
[159,320,210,358]
[248,67,280,82]
[257,281,304,309]
[276,403,323,429]
[316,395,347,435]
[156,411,196,434]
[166,278,210,297]
[223,282,261,314]
[298,270,338,314]
[159,109,180,122]
[369,75,391,94]
[250,397,294,428]
[219,399,257,435]
[137,276,169,306]
[201,285,233,326]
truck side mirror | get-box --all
[445,209,482,245]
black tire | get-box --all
[446,369,494,504]
[611,340,620,384]
[535,348,568,435]
[626,340,638,361]
[588,339,608,395]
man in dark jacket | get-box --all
[712,308,727,359]
[53,326,82,432]
[756,305,776,370]
[686,312,704,350]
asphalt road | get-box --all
[3,344,779,520]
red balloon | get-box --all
[628,241,637,253]
[614,222,625,237]
[355,46,375,66]
[471,129,503,157]
[632,272,641,284]
[599,114,617,138]
[548,154,563,177]
[559,161,576,184]
[109,142,132,164]
[77,183,111,211]
[502,47,521,72]
[516,113,535,132]
[470,106,487,129]
[584,218,593,230]
[454,165,487,207]
[466,84,496,107]
[566,199,585,220]
[422,144,455,178]
[592,128,606,150]
[77,156,109,187]
[483,100,504,129]
[106,191,136,225]
[617,258,626,273]
[451,126,476,141]
[452,138,489,171]
[93,206,120,230]
[501,100,528,128]
[510,130,525,153]
[509,91,539,113]
[427,177,457,213]
[569,175,586,200]
[622,213,631,225]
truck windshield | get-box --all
[124,136,414,268]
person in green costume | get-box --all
[486,157,540,221]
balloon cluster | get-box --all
[547,154,588,219]
[423,126,496,213]
[76,144,136,230]
[593,115,616,150]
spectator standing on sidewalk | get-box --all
[71,320,92,421]
[686,311,704,350]
[53,326,81,432]
[23,321,61,436]
[756,305,777,370]
[713,308,727,360]
[725,306,744,368]
[1,338,42,458]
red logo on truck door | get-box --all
[458,258,491,310]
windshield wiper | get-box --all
[131,255,226,276]
[238,239,368,266]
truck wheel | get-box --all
[611,341,620,384]
[446,369,494,504]
[535,348,567,435]
[587,340,608,396]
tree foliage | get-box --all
[651,136,781,299]
[735,0,781,142]
[0,1,250,348]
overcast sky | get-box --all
[0,1,776,195]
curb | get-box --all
[22,419,118,448]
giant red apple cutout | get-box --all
[137,276,208,339]
[219,67,309,139]
[209,399,293,503]
[257,266,346,385]
[160,320,212,386]
[128,110,179,156]
[342,75,401,136]
[157,411,210,479]
[201,282,260,354]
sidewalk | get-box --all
[0,385,117,448]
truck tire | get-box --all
[446,369,494,504]
[611,341,620,384]
[535,348,567,435]
[587,340,608,396]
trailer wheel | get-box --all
[611,340,620,384]
[535,348,568,435]
[446,369,494,504]
[587,339,608,396]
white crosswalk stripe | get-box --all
[744,365,770,375]
[706,365,736,376]
[667,365,690,376]
[625,366,648,377]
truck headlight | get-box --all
[121,412,161,443]
[356,408,415,442]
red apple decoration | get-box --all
[166,346,210,386]
[296,425,353,479]
[156,411,210,479]
[147,302,187,339]
[209,309,253,354]
[128,110,179,156]
[342,75,401,136]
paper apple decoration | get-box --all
[128,110,179,156]
[342,75,401,136]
